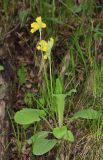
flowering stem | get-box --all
[39,29,41,41]
[49,55,53,101]
[38,28,43,75]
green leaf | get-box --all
[24,92,35,106]
[53,126,74,142]
[64,130,74,142]
[3,0,9,17]
[54,78,76,127]
[72,108,102,120]
[0,65,4,71]
[55,78,63,94]
[14,108,46,125]
[33,138,57,155]
[27,131,49,145]
[18,10,30,26]
[17,65,27,85]
[27,131,57,155]
[53,126,67,139]
[53,94,65,127]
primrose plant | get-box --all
[14,17,102,156]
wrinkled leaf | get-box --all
[72,108,102,120]
[14,108,46,125]
[53,126,67,139]
[27,131,49,145]
[53,94,65,127]
[53,126,74,142]
[27,131,57,155]
[33,138,57,155]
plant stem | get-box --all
[39,29,41,41]
[49,56,53,102]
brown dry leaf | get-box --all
[0,100,5,119]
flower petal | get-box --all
[42,23,46,28]
[36,45,41,50]
[31,22,36,27]
[43,44,48,52]
[31,22,39,29]
[36,16,42,23]
[30,28,35,33]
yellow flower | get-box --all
[36,40,48,52]
[36,17,42,23]
[36,38,54,60]
[30,16,46,33]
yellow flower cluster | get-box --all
[36,40,48,52]
[30,16,54,60]
[36,40,48,59]
[36,38,54,59]
[30,17,46,33]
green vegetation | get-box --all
[0,65,4,71]
[0,0,103,159]
[17,65,27,85]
